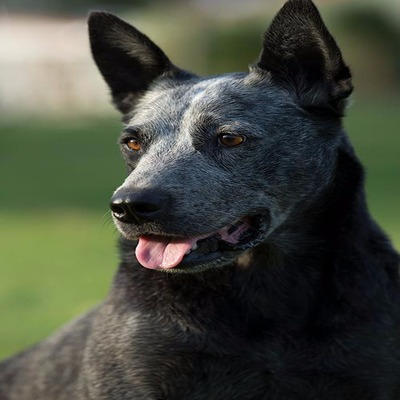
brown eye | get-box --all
[218,134,245,147]
[126,139,141,152]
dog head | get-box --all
[89,0,352,273]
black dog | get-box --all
[1,0,400,398]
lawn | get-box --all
[0,117,123,357]
[0,100,399,359]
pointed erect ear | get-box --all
[88,12,185,114]
[257,0,352,115]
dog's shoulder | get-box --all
[0,307,100,400]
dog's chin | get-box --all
[118,214,269,273]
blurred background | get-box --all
[0,0,399,359]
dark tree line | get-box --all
[1,0,164,14]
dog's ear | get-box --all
[88,12,184,114]
[256,0,352,115]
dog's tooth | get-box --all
[185,242,198,255]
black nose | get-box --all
[110,189,169,224]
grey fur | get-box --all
[115,73,338,242]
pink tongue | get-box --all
[135,236,198,270]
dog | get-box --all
[1,0,400,398]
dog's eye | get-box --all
[125,139,141,152]
[218,134,245,147]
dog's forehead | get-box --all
[128,73,267,128]
[186,75,246,106]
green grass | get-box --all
[345,100,400,243]
[0,117,124,358]
[0,118,124,211]
[0,211,117,358]
[0,101,399,359]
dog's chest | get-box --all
[85,332,391,400]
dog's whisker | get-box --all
[101,210,112,221]
[100,216,115,232]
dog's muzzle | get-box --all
[110,188,269,273]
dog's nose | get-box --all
[110,189,169,223]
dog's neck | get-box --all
[112,146,398,337]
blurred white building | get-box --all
[0,15,110,116]
[0,0,399,117]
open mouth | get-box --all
[134,215,268,272]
